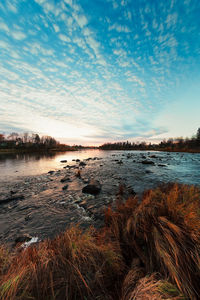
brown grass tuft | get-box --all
[1,183,200,299]
[0,227,124,300]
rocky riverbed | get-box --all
[0,150,199,247]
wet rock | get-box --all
[158,164,167,167]
[83,178,89,184]
[48,170,54,174]
[149,155,157,158]
[10,190,17,195]
[60,176,71,183]
[82,180,101,195]
[62,184,68,190]
[87,204,95,210]
[76,159,80,162]
[60,160,67,163]
[127,186,136,196]
[79,200,87,209]
[145,170,153,174]
[15,234,32,245]
[0,194,24,205]
[141,160,155,165]
[25,214,31,221]
[65,165,73,169]
[75,170,81,178]
[79,161,86,167]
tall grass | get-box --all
[1,183,200,299]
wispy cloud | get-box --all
[0,0,199,143]
[0,22,9,33]
[7,0,18,13]
[59,34,71,43]
[109,23,131,32]
[11,31,26,40]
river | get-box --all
[0,150,199,246]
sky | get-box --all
[0,0,200,145]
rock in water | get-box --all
[82,180,101,195]
[60,160,67,163]
[141,160,155,165]
[48,170,54,174]
[62,184,68,190]
[0,194,24,205]
[15,234,32,245]
[60,176,71,183]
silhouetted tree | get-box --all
[197,128,200,140]
[0,134,5,141]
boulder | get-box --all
[60,160,67,163]
[0,194,24,205]
[149,155,157,158]
[141,160,155,165]
[79,161,86,166]
[15,234,32,245]
[145,170,153,174]
[48,170,54,174]
[82,180,101,195]
[62,184,68,190]
[60,176,71,183]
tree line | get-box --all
[0,132,58,148]
[99,128,200,152]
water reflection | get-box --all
[0,150,104,180]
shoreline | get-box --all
[1,148,200,155]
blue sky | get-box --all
[0,0,200,145]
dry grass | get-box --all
[0,227,124,300]
[122,273,186,300]
[105,183,200,299]
[0,246,10,278]
[1,183,200,299]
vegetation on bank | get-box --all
[100,128,200,152]
[0,133,84,153]
[1,183,200,299]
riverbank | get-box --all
[1,147,200,154]
[1,182,200,299]
[0,147,78,154]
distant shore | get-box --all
[0,147,200,155]
[0,147,78,154]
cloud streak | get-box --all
[0,0,200,144]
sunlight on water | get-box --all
[0,150,104,180]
